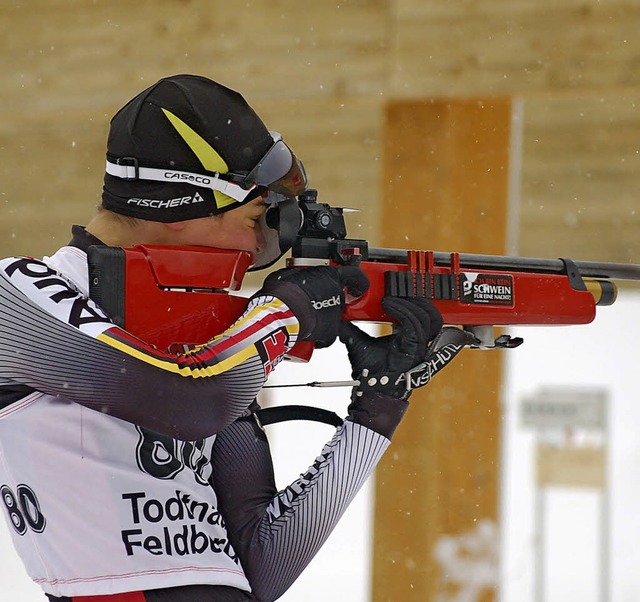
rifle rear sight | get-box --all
[292,189,369,265]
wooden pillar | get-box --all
[371,98,514,602]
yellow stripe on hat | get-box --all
[213,191,237,209]
[161,108,236,209]
[161,108,228,173]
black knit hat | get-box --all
[102,74,306,222]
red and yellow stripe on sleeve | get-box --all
[96,297,300,378]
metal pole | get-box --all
[600,400,610,602]
[535,472,546,602]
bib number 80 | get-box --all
[1,484,46,536]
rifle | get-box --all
[88,189,640,357]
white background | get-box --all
[1,295,639,601]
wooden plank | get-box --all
[393,1,640,96]
[0,0,389,112]
[518,92,640,263]
[0,110,106,258]
[372,98,510,602]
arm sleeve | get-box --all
[210,414,389,601]
[0,257,299,440]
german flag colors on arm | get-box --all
[96,296,299,379]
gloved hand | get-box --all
[256,265,369,348]
[339,296,476,438]
[339,296,443,402]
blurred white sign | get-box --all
[521,387,606,431]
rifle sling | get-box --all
[240,405,343,428]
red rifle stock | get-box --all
[87,239,638,357]
[88,244,253,352]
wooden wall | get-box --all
[1,0,639,265]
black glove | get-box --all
[256,265,369,348]
[339,296,476,438]
[339,296,444,402]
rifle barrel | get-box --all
[367,247,640,281]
